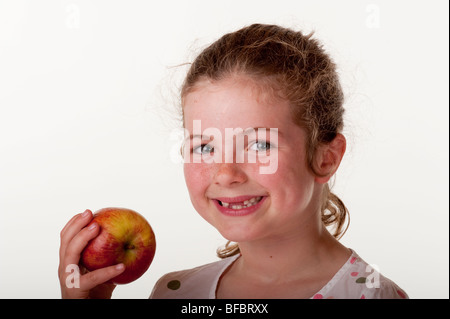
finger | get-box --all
[59,210,92,261]
[62,209,93,240]
[63,221,99,267]
[80,264,126,291]
[60,212,84,238]
[60,213,84,268]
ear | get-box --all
[314,133,346,184]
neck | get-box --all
[235,219,346,283]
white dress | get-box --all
[150,249,408,299]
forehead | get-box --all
[182,76,293,130]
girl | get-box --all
[58,24,408,299]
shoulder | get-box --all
[319,250,408,299]
[362,273,409,299]
[150,255,239,299]
[353,253,408,299]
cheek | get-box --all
[183,163,210,202]
[183,163,217,224]
[262,156,315,206]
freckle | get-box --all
[270,256,272,258]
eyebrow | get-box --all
[185,127,281,141]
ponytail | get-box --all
[321,184,350,239]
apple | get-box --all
[80,207,156,285]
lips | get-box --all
[212,195,267,217]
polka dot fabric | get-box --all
[150,249,408,299]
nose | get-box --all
[213,163,247,187]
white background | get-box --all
[0,0,448,299]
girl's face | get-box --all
[182,76,323,244]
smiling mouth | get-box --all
[217,196,263,210]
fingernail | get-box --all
[82,209,90,217]
[88,223,97,230]
[116,263,125,271]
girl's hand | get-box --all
[58,209,126,299]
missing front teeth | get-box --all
[218,200,229,207]
[218,197,262,209]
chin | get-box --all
[215,223,262,244]
[199,203,268,243]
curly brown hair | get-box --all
[180,24,349,258]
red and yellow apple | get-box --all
[80,207,156,285]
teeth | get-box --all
[219,196,262,209]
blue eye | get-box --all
[192,144,214,155]
[249,141,271,152]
